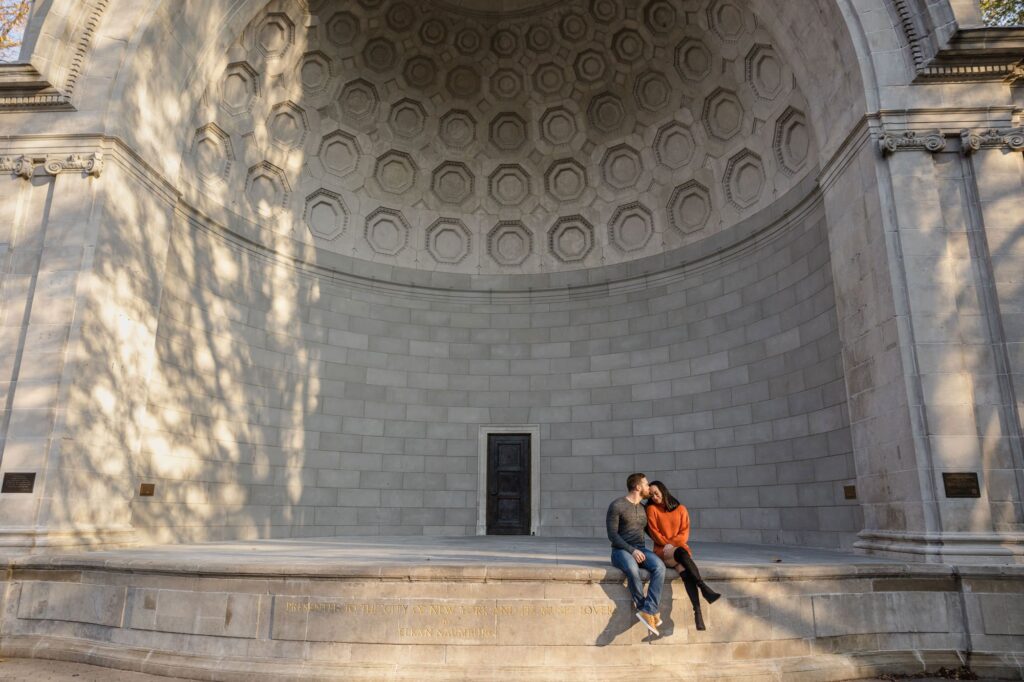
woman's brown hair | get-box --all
[649,480,681,512]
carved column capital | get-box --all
[44,152,103,178]
[1005,63,1024,84]
[0,155,36,180]
[960,127,1024,155]
[877,129,947,156]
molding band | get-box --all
[857,529,1024,557]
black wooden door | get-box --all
[486,434,530,535]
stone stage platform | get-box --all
[1,537,1022,681]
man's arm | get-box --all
[606,500,633,551]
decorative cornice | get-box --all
[915,27,1024,83]
[892,0,928,71]
[877,128,946,155]
[0,0,110,112]
[62,0,111,96]
[960,127,1024,154]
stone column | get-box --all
[960,127,1024,535]
[826,125,1024,563]
[0,149,174,551]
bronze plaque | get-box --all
[139,483,156,497]
[843,484,857,500]
[2,472,36,494]
[942,472,980,498]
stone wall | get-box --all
[134,188,860,547]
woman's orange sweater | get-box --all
[645,502,691,556]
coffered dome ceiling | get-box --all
[185,0,816,276]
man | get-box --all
[606,472,666,636]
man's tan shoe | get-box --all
[636,611,660,636]
[655,613,663,627]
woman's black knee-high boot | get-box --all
[674,548,720,604]
[682,574,705,630]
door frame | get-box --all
[477,425,540,536]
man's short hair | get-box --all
[626,473,646,492]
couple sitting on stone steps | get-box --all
[606,473,720,636]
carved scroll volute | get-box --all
[1006,129,1024,151]
[960,127,1024,155]
[878,129,946,156]
[14,156,34,179]
[0,155,35,180]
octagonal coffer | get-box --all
[403,55,438,89]
[608,202,654,253]
[745,44,785,101]
[634,70,672,112]
[489,165,531,207]
[654,122,695,169]
[447,65,482,99]
[318,130,361,177]
[490,112,528,152]
[220,62,259,116]
[774,107,811,175]
[668,180,712,234]
[540,107,579,147]
[364,207,411,256]
[326,12,359,47]
[363,36,398,72]
[432,161,475,205]
[245,162,291,217]
[304,189,350,241]
[388,98,427,138]
[339,79,380,125]
[488,221,533,267]
[675,38,712,82]
[374,150,418,195]
[426,218,473,265]
[191,123,233,184]
[298,52,332,94]
[255,13,294,59]
[267,101,308,150]
[545,158,588,202]
[600,144,642,190]
[439,110,477,150]
[548,215,595,263]
[588,92,627,134]
[702,88,744,142]
[708,0,747,41]
[723,149,765,210]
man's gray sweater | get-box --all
[606,496,647,551]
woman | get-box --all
[645,480,720,630]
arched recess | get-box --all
[80,0,879,547]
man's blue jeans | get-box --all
[611,547,665,615]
